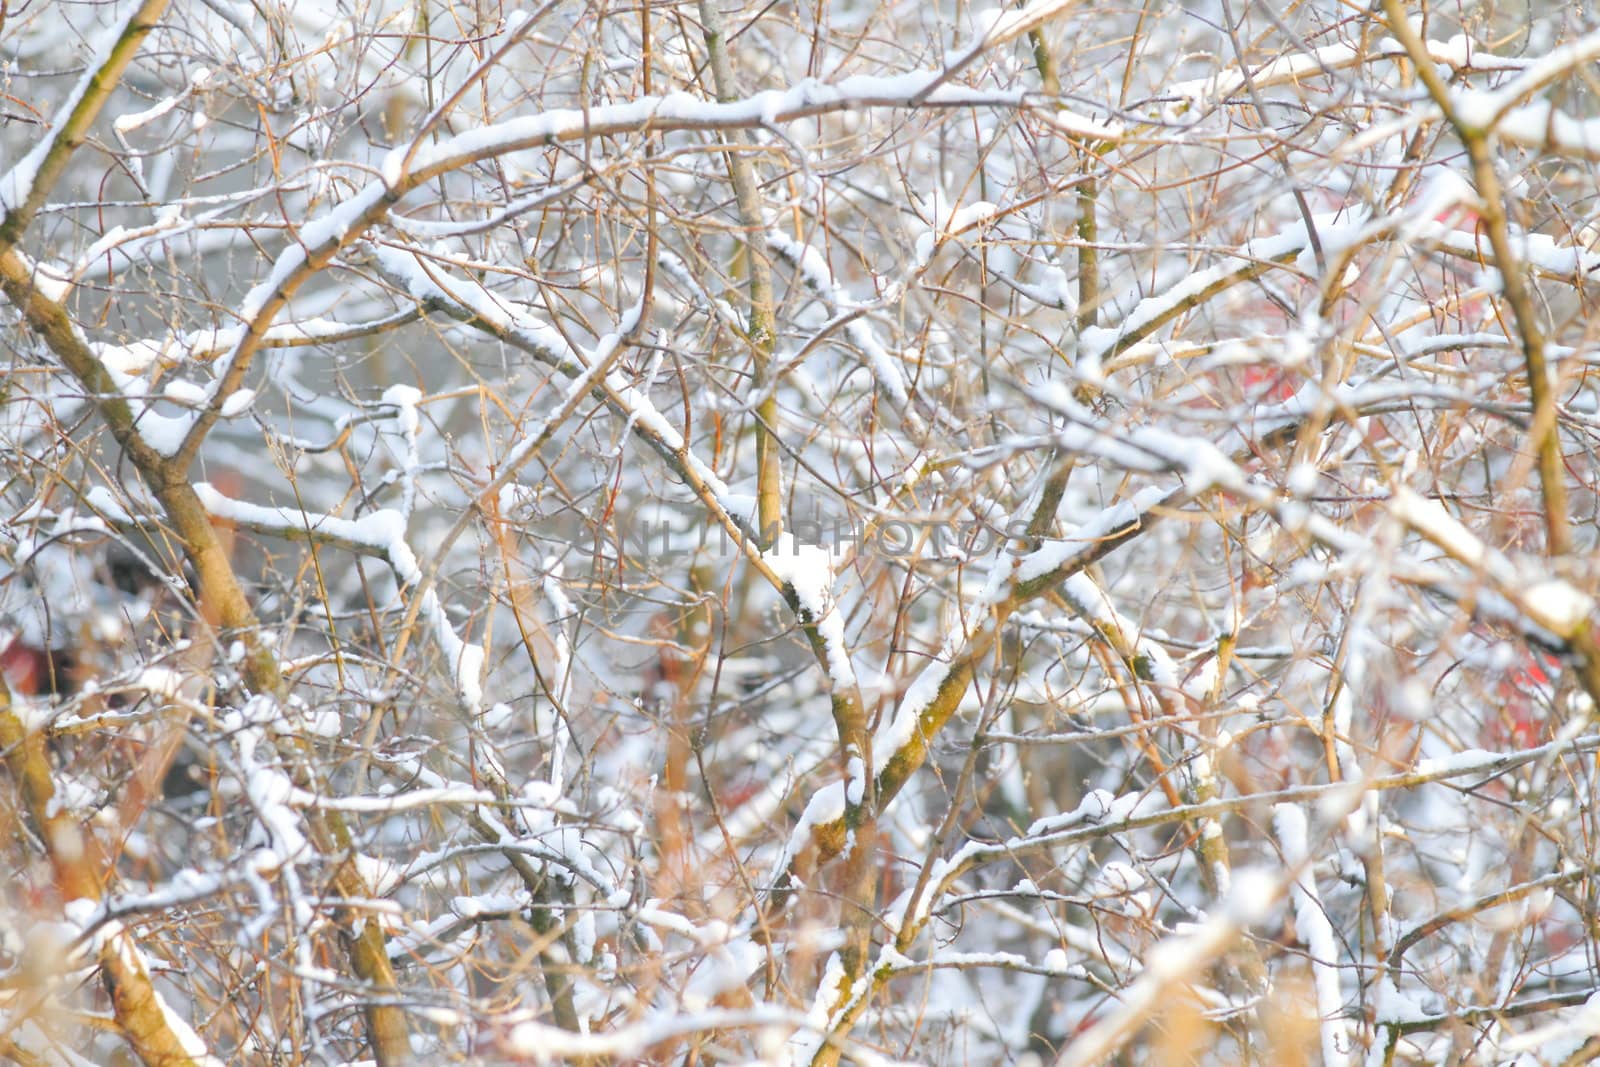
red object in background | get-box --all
[1241,363,1298,402]
[2,635,52,697]
[0,634,76,698]
[715,777,765,812]
[1493,650,1559,749]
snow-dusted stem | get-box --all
[396,268,880,865]
[766,557,877,1042]
[0,252,411,1066]
[1189,739,1234,897]
[1388,485,1600,729]
[811,685,1020,1062]
[1379,0,1569,556]
[1273,805,1351,1067]
[0,688,218,1066]
[0,253,283,696]
[925,736,1600,896]
[697,0,783,544]
[1025,31,1097,534]
[0,0,169,253]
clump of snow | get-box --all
[219,389,256,417]
[1089,861,1152,916]
[764,535,856,691]
[945,200,999,235]
[1523,580,1595,634]
[354,853,402,896]
[382,384,422,433]
[162,379,208,406]
[1274,804,1351,1066]
[1413,747,1499,777]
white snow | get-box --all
[134,409,196,457]
[1013,485,1168,585]
[191,482,484,712]
[1412,747,1501,777]
[1523,580,1596,634]
[873,657,948,763]
[381,384,422,432]
[1497,990,1600,1055]
[779,781,848,871]
[1391,487,1595,637]
[221,180,390,361]
[219,388,256,417]
[767,228,912,410]
[162,379,208,406]
[944,200,1000,235]
[503,1006,795,1060]
[114,93,184,135]
[1019,787,1158,839]
[1449,28,1600,136]
[0,6,138,218]
[764,536,857,692]
[1080,213,1356,369]
[1273,804,1350,1067]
